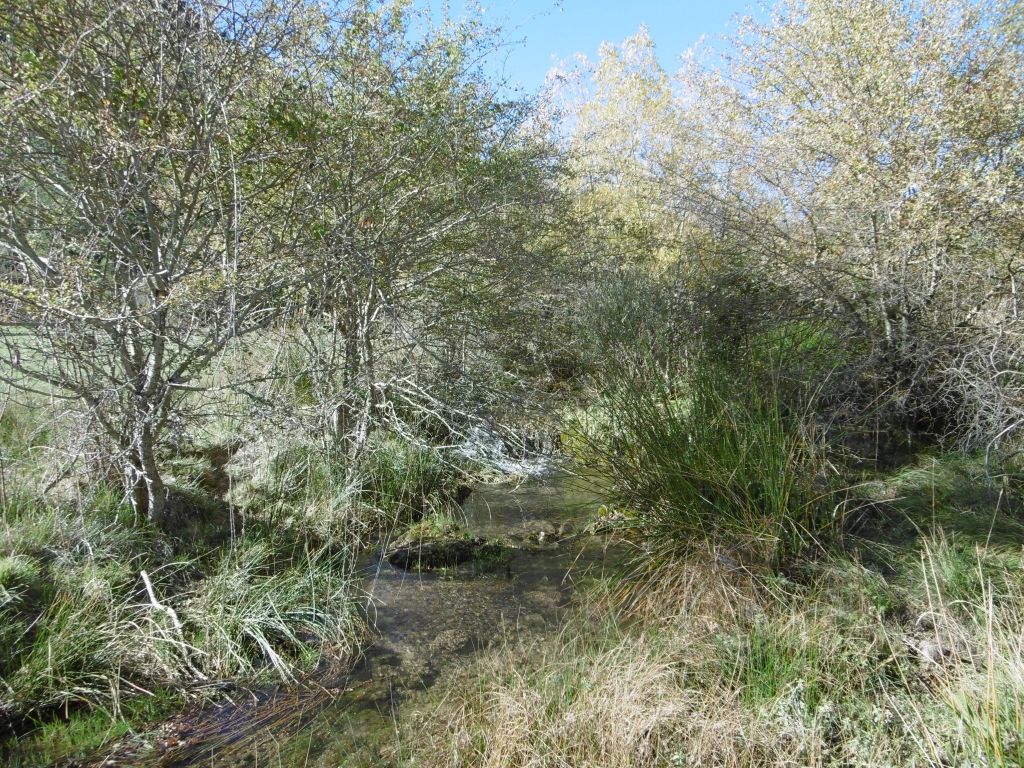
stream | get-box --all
[146,468,619,767]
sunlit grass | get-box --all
[580,354,833,570]
[406,510,1024,767]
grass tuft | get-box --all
[583,354,832,569]
[0,490,361,733]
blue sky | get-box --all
[436,1,753,94]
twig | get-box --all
[140,569,209,682]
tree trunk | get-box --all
[125,424,167,526]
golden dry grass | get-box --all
[403,540,1024,768]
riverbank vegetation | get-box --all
[2,0,1023,764]
[405,453,1024,767]
[0,0,570,761]
[407,0,1024,765]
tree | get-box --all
[563,0,1024,445]
[554,27,682,267]
[284,1,566,455]
[704,0,1024,443]
[0,0,312,522]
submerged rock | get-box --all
[386,537,485,570]
[384,534,514,571]
[505,519,561,546]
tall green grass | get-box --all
[232,430,459,548]
[591,356,831,569]
[182,540,357,681]
[0,491,360,726]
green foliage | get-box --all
[912,536,1010,617]
[576,268,687,382]
[0,554,40,593]
[361,437,453,513]
[944,631,1024,768]
[10,712,133,768]
[237,434,456,543]
[0,489,360,726]
[1,0,565,525]
[400,509,468,544]
[2,689,181,768]
[243,440,359,525]
[0,407,37,461]
[181,540,356,681]
[719,616,827,714]
[590,352,830,568]
[3,591,133,715]
[935,554,1024,768]
[563,0,1024,446]
[858,452,1024,544]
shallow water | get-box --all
[152,469,618,767]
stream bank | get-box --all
[122,467,620,767]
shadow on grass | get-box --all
[846,452,1024,552]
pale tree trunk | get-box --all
[330,276,381,461]
[123,414,167,525]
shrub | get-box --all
[591,355,832,569]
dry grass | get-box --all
[403,532,1024,768]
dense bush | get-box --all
[587,352,832,569]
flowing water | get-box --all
[150,468,619,767]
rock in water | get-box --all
[386,537,484,570]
